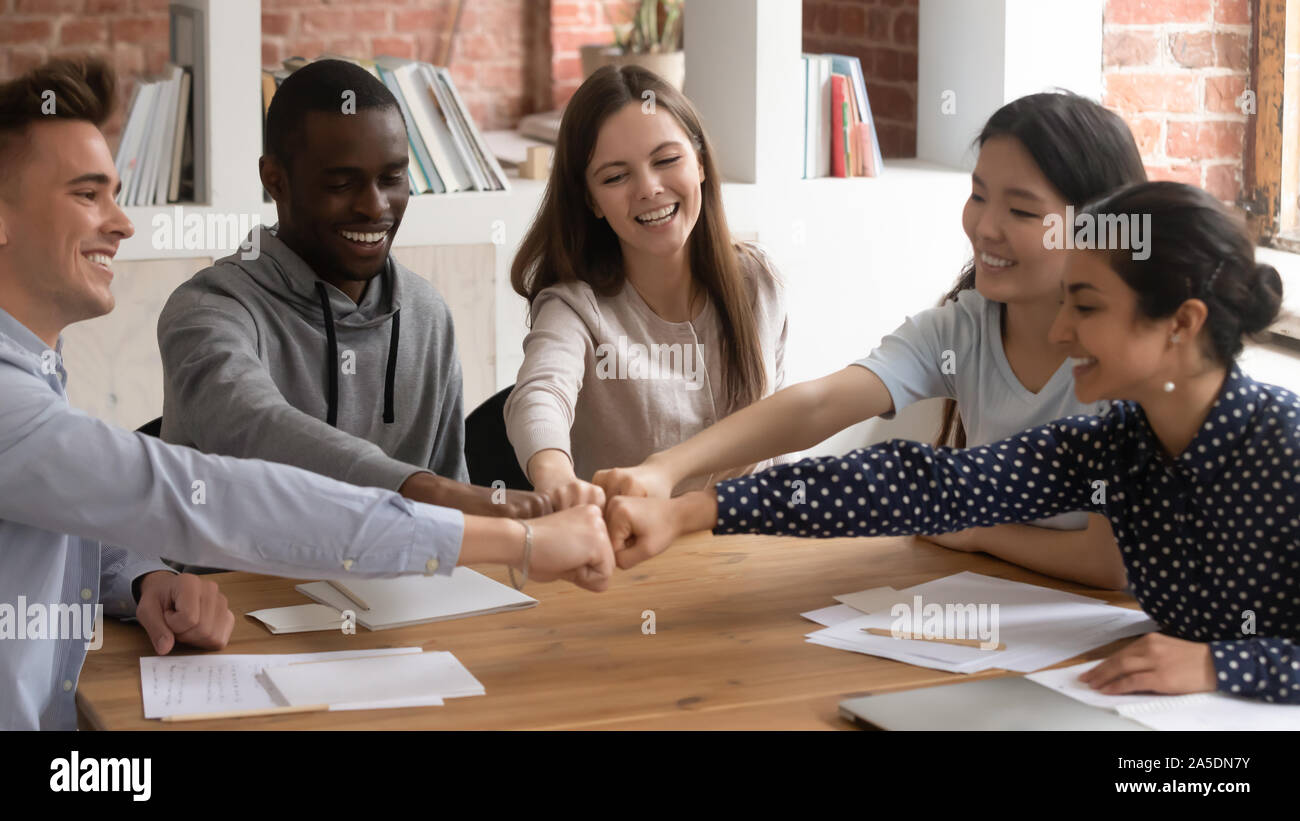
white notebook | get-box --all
[296,567,538,631]
[1027,660,1300,730]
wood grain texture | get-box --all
[76,532,1141,730]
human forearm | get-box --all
[651,366,892,487]
[400,471,552,518]
[944,517,1128,590]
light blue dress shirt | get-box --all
[0,308,465,730]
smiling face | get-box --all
[585,102,704,263]
[0,119,133,344]
[1050,249,1201,403]
[261,106,410,297]
[962,135,1072,306]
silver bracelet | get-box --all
[509,520,532,590]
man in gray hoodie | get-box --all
[158,60,549,538]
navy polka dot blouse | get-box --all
[714,366,1300,703]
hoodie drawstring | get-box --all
[315,281,339,427]
[316,281,400,426]
[383,309,400,424]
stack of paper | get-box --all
[139,647,484,721]
[262,651,485,708]
[1027,660,1300,731]
[800,572,1157,674]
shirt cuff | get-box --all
[105,559,176,619]
[511,423,573,480]
[405,499,466,576]
[347,453,430,493]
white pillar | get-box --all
[917,0,1103,170]
[685,0,803,184]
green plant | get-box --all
[603,0,683,54]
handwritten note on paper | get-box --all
[139,647,422,719]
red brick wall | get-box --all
[802,0,919,159]
[0,0,551,146]
[1103,0,1254,202]
[549,0,637,108]
[261,0,552,132]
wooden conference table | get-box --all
[75,532,1142,730]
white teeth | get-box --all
[85,253,112,268]
[979,251,1015,268]
[339,230,387,243]
[635,204,678,225]
[1069,356,1097,367]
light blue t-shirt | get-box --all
[853,288,1107,530]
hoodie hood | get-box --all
[222,223,403,426]
[225,224,404,330]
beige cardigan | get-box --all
[505,243,788,494]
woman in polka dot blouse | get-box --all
[605,182,1298,703]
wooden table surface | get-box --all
[75,532,1142,730]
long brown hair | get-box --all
[935,91,1148,448]
[510,64,767,412]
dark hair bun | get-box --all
[1240,262,1284,335]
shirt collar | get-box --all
[0,306,61,359]
[1128,365,1257,483]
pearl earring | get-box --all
[1163,381,1175,392]
[1170,332,1181,344]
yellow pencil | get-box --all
[864,627,1006,651]
[161,703,330,722]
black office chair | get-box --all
[464,385,532,491]
[134,415,197,572]
[136,416,163,437]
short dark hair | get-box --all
[0,57,116,189]
[1081,181,1285,364]
[264,59,403,168]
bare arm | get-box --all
[919,514,1128,590]
[595,365,894,498]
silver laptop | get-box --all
[839,676,1149,731]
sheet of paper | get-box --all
[833,586,906,614]
[296,567,537,630]
[246,603,345,634]
[800,604,861,627]
[139,647,422,719]
[262,650,485,707]
[1027,660,1300,730]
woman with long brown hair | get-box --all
[505,65,788,509]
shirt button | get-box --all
[341,559,354,571]
[62,680,73,692]
[425,558,439,574]
[80,588,92,601]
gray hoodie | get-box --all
[158,224,468,494]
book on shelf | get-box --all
[802,53,883,179]
[261,53,508,196]
[113,64,194,206]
